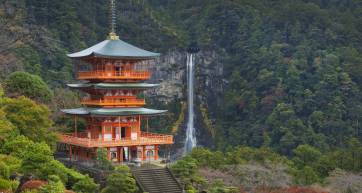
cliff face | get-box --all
[148,48,225,150]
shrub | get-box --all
[4,71,53,103]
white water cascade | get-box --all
[184,53,197,153]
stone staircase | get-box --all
[132,167,183,193]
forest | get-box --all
[0,0,362,192]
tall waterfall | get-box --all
[184,53,197,153]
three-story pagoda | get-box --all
[58,3,173,163]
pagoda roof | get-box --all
[67,39,160,59]
[67,83,159,89]
[61,107,167,116]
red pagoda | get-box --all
[58,1,173,163]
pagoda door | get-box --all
[121,127,126,139]
[146,150,154,161]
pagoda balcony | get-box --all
[58,132,173,148]
[81,98,146,107]
[78,70,151,80]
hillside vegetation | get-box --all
[1,0,362,192]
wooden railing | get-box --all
[78,70,151,80]
[58,132,173,147]
[81,98,145,106]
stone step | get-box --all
[132,167,183,193]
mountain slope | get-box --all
[1,0,362,155]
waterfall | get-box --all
[184,53,197,153]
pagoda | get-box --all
[58,0,173,163]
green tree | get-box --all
[0,109,14,143]
[96,148,114,170]
[0,178,19,192]
[21,141,53,177]
[171,156,205,188]
[0,154,21,179]
[293,144,322,167]
[1,135,35,159]
[314,155,336,178]
[208,180,238,193]
[39,175,66,193]
[13,46,42,75]
[72,175,99,193]
[4,71,53,103]
[294,166,320,185]
[0,97,56,146]
[101,165,138,193]
[190,147,225,169]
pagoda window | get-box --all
[114,66,122,76]
[106,91,112,96]
[114,127,120,139]
[131,125,137,133]
[104,126,112,140]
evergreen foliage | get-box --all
[147,0,362,154]
[0,97,56,147]
[72,175,99,193]
[0,94,98,192]
[2,0,362,191]
[4,71,53,103]
[3,0,362,154]
[173,146,362,190]
[101,165,138,193]
[96,148,114,171]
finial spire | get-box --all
[108,0,119,40]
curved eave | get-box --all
[67,83,160,89]
[67,39,160,60]
[61,108,89,115]
[91,53,160,60]
[68,53,160,60]
[61,107,167,116]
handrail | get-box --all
[59,132,173,148]
[81,98,145,106]
[141,132,173,138]
[78,70,151,80]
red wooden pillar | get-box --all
[74,116,78,137]
[94,147,98,160]
[143,146,146,161]
[69,145,72,161]
[107,147,110,160]
[154,145,158,161]
[74,146,79,161]
[117,147,121,163]
[138,115,141,138]
[120,147,124,162]
[138,146,143,161]
[102,125,105,141]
